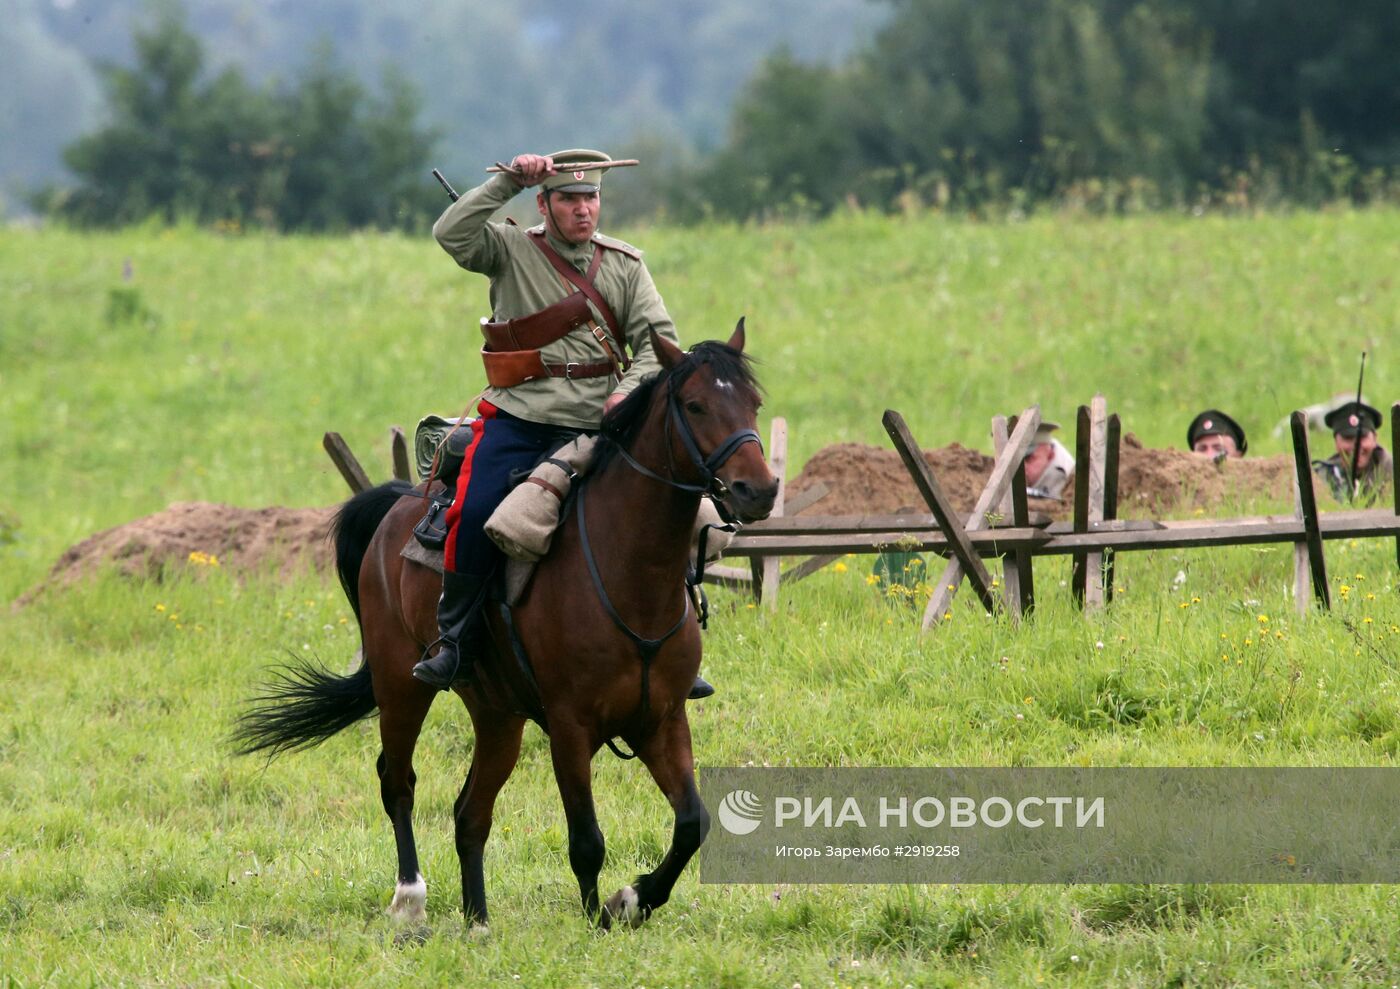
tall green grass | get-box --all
[2,213,1399,985]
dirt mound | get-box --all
[787,435,1297,519]
[18,502,336,606]
[1115,434,1295,514]
[19,434,1307,606]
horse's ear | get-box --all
[649,325,686,370]
[727,316,746,353]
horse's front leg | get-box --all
[548,724,608,925]
[603,709,709,927]
[454,707,525,930]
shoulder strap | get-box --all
[527,232,626,355]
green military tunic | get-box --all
[433,173,681,430]
[1312,447,1394,504]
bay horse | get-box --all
[234,322,777,930]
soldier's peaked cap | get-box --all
[1324,401,1382,438]
[541,149,613,193]
[1187,409,1247,454]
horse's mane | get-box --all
[593,340,760,477]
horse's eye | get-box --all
[686,401,705,416]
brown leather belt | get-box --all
[480,291,593,352]
[481,349,616,388]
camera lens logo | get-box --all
[717,789,763,835]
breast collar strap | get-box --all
[576,484,690,749]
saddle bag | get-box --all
[412,491,454,550]
[485,435,598,561]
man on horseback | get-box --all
[414,149,714,701]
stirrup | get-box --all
[412,641,465,691]
[688,675,715,701]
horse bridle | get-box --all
[611,373,763,510]
[582,365,764,757]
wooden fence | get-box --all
[322,401,1400,629]
[717,401,1400,628]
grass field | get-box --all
[3,210,1400,986]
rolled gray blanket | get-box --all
[414,414,469,481]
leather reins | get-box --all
[580,368,763,758]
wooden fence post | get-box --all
[994,414,1036,621]
[1103,412,1121,604]
[992,415,1021,619]
[1071,405,1091,606]
[1392,401,1400,571]
[759,417,788,611]
[1083,395,1109,612]
[323,431,372,493]
[1289,411,1331,611]
[1291,470,1310,617]
[390,427,412,482]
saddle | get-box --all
[405,431,594,604]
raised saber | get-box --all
[488,159,640,174]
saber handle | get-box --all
[432,168,459,202]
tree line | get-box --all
[672,0,1400,219]
[39,0,1400,229]
[35,4,440,231]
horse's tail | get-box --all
[332,479,415,621]
[231,657,377,757]
[232,480,414,758]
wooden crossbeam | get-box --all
[735,510,1054,536]
[921,407,1041,625]
[722,510,1400,558]
[1008,424,1035,616]
[992,415,1023,619]
[323,431,372,493]
[882,411,999,621]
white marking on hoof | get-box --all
[468,922,491,940]
[386,874,427,923]
[604,885,645,928]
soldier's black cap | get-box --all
[1187,409,1247,454]
[1324,401,1382,438]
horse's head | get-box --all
[649,318,779,523]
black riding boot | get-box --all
[412,571,489,691]
[688,675,715,700]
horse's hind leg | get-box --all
[375,652,437,923]
[548,725,608,925]
[454,707,525,928]
[603,711,709,928]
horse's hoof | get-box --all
[392,925,431,947]
[467,922,491,940]
[602,885,647,928]
[386,874,427,924]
